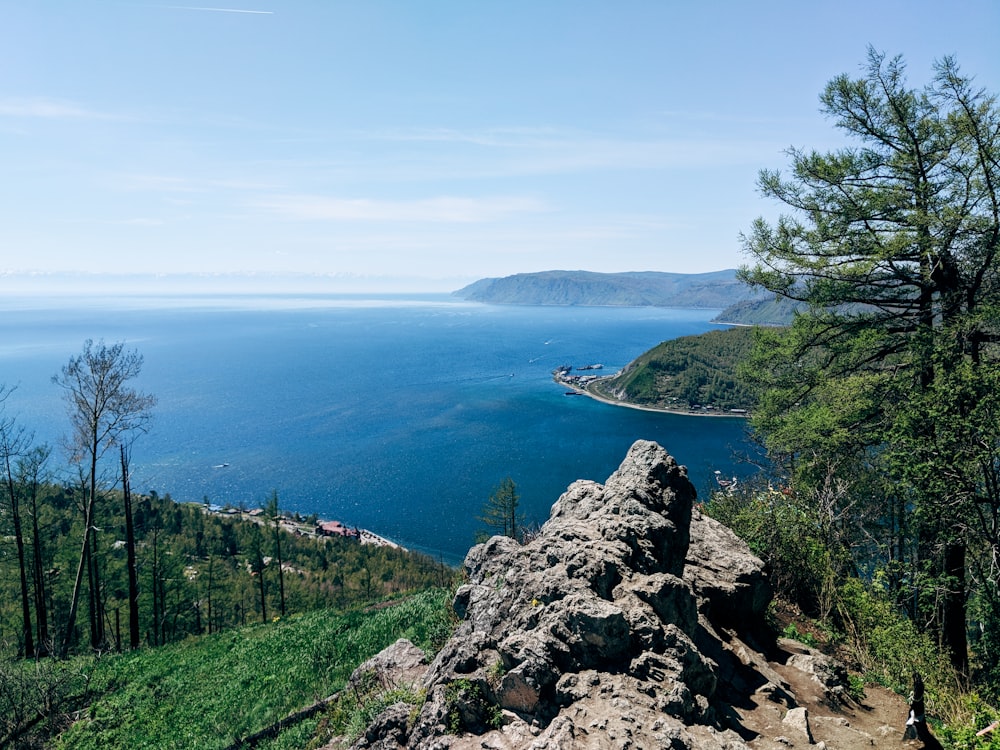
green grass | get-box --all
[53,588,455,750]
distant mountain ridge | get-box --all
[711,295,802,326]
[454,269,766,309]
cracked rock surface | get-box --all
[342,440,907,750]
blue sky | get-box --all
[2,1,999,292]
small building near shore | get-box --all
[317,520,360,539]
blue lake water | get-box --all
[0,294,753,564]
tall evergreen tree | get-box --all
[740,48,1000,675]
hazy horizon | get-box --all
[0,266,747,300]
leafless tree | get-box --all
[52,340,155,656]
[120,442,141,649]
[0,385,35,658]
[19,443,53,656]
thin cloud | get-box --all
[362,126,783,173]
[657,109,808,126]
[0,97,118,120]
[117,173,280,193]
[256,195,547,223]
[373,126,564,148]
[115,218,165,227]
[162,6,274,13]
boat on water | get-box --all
[714,470,737,491]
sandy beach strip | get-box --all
[561,377,749,418]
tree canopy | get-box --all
[739,48,1000,677]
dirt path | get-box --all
[739,637,917,749]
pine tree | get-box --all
[740,49,1000,675]
[476,477,523,542]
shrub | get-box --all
[834,578,955,704]
[0,657,88,749]
[702,484,838,617]
[443,679,503,734]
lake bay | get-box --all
[0,294,752,564]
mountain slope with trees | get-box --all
[0,482,452,658]
[711,295,801,326]
[454,269,765,308]
[0,340,452,662]
[592,326,756,412]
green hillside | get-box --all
[2,588,455,749]
[711,296,801,326]
[594,326,756,413]
[0,488,452,660]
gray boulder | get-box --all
[351,440,771,749]
[684,507,772,631]
[347,638,430,695]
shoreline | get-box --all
[357,528,402,549]
[200,503,405,551]
[558,376,749,419]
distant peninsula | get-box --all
[452,270,761,308]
[454,270,798,325]
[554,326,756,416]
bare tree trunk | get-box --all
[5,474,35,659]
[61,517,90,655]
[258,565,268,623]
[86,533,99,649]
[206,547,215,635]
[942,539,969,677]
[121,445,140,650]
[60,455,98,657]
[30,503,48,654]
[273,521,286,617]
[0,410,35,658]
[151,523,160,646]
[23,448,51,655]
[93,527,107,649]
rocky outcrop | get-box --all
[345,440,894,749]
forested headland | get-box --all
[589,325,756,413]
